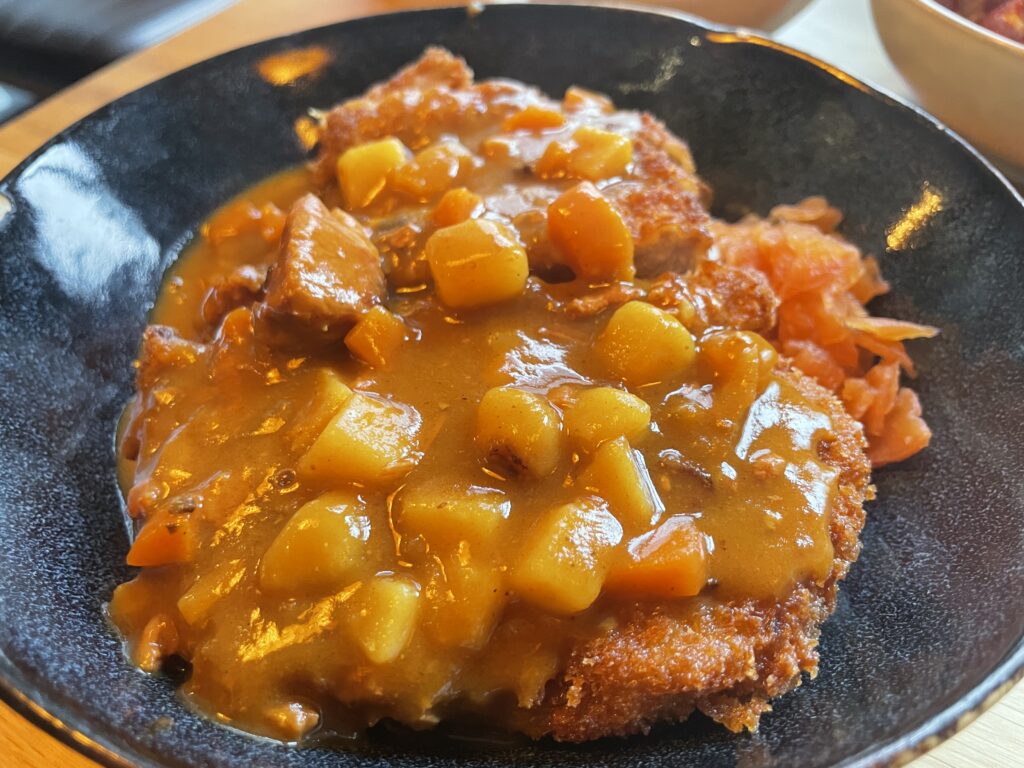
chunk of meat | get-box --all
[136,325,205,391]
[262,194,385,330]
[201,264,267,328]
[518,365,870,740]
[561,283,645,318]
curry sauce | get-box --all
[109,48,929,744]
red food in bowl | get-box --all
[938,0,1024,42]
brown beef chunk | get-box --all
[262,193,385,330]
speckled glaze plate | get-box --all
[0,4,1022,768]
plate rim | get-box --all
[0,4,1022,768]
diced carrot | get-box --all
[432,187,482,227]
[502,105,565,132]
[866,388,931,466]
[127,514,195,567]
[604,515,707,599]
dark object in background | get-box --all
[0,0,231,122]
[0,5,1023,768]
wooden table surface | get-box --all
[0,0,1021,766]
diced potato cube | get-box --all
[511,498,622,614]
[426,561,504,649]
[261,701,320,742]
[431,187,483,228]
[297,393,421,486]
[476,387,564,478]
[389,139,476,201]
[287,367,353,451]
[536,128,632,182]
[578,437,662,530]
[700,329,778,393]
[127,513,195,567]
[350,574,420,664]
[336,137,409,209]
[698,330,778,427]
[344,306,408,368]
[564,386,650,452]
[177,559,245,625]
[595,301,696,387]
[259,492,369,593]
[547,182,635,282]
[605,514,708,598]
[479,136,516,162]
[425,219,529,309]
[398,481,509,548]
[502,105,566,132]
[566,126,633,180]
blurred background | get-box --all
[0,0,233,122]
[1,0,1021,176]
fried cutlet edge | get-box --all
[516,364,872,742]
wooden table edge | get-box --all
[0,2,1020,767]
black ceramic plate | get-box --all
[1,4,1022,768]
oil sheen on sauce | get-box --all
[110,168,841,741]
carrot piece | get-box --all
[501,105,565,132]
[605,515,707,599]
[432,187,482,227]
[127,514,195,567]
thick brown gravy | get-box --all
[108,48,915,744]
[112,166,839,740]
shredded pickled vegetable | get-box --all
[712,197,937,466]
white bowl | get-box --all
[872,0,1024,181]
